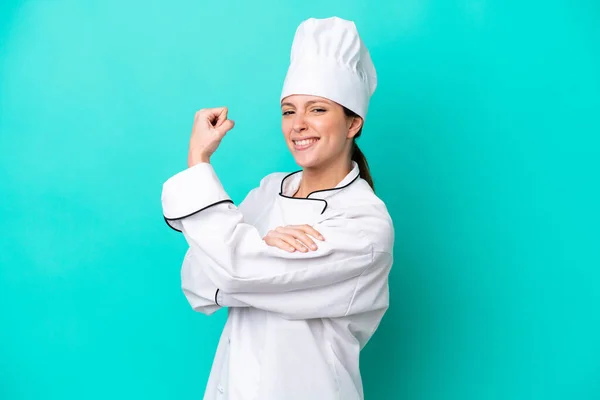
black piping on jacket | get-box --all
[163,169,361,231]
[214,289,220,306]
[163,170,360,306]
[277,170,361,214]
[163,199,234,232]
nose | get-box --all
[292,113,308,132]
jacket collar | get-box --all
[277,161,361,216]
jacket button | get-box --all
[217,385,224,393]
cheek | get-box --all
[314,118,347,145]
[310,118,333,137]
[281,119,293,134]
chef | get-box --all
[162,16,394,400]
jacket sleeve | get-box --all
[178,182,266,315]
[214,250,392,319]
[162,163,393,320]
[180,248,249,315]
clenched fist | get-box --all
[188,107,235,167]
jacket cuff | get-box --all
[216,289,251,308]
[161,163,232,231]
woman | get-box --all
[161,17,394,400]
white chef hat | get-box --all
[280,17,377,120]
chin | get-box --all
[288,150,312,167]
[292,153,326,169]
[293,157,315,168]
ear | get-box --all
[346,116,364,139]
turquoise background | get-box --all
[1,1,598,399]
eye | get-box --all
[312,108,327,113]
[282,110,294,116]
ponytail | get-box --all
[351,141,374,192]
[343,106,375,192]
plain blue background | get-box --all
[1,1,599,399]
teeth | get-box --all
[294,138,318,146]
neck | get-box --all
[294,158,353,198]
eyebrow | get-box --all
[281,100,329,108]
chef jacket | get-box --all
[161,160,394,400]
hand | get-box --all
[263,225,325,253]
[188,107,235,167]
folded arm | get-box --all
[163,163,393,319]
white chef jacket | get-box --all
[161,161,394,400]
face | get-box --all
[281,95,363,169]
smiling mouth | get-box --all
[293,138,319,150]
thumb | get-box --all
[215,119,235,135]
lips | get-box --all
[293,138,319,151]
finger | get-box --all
[214,108,228,128]
[276,228,317,250]
[199,107,227,116]
[215,119,234,135]
[271,232,309,252]
[198,107,228,126]
[265,235,296,253]
[270,238,296,253]
[285,225,323,243]
[295,224,325,241]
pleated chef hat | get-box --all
[280,17,377,120]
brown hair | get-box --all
[343,106,375,192]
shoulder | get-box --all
[326,178,395,254]
[242,171,290,203]
[257,171,290,192]
[238,171,289,222]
